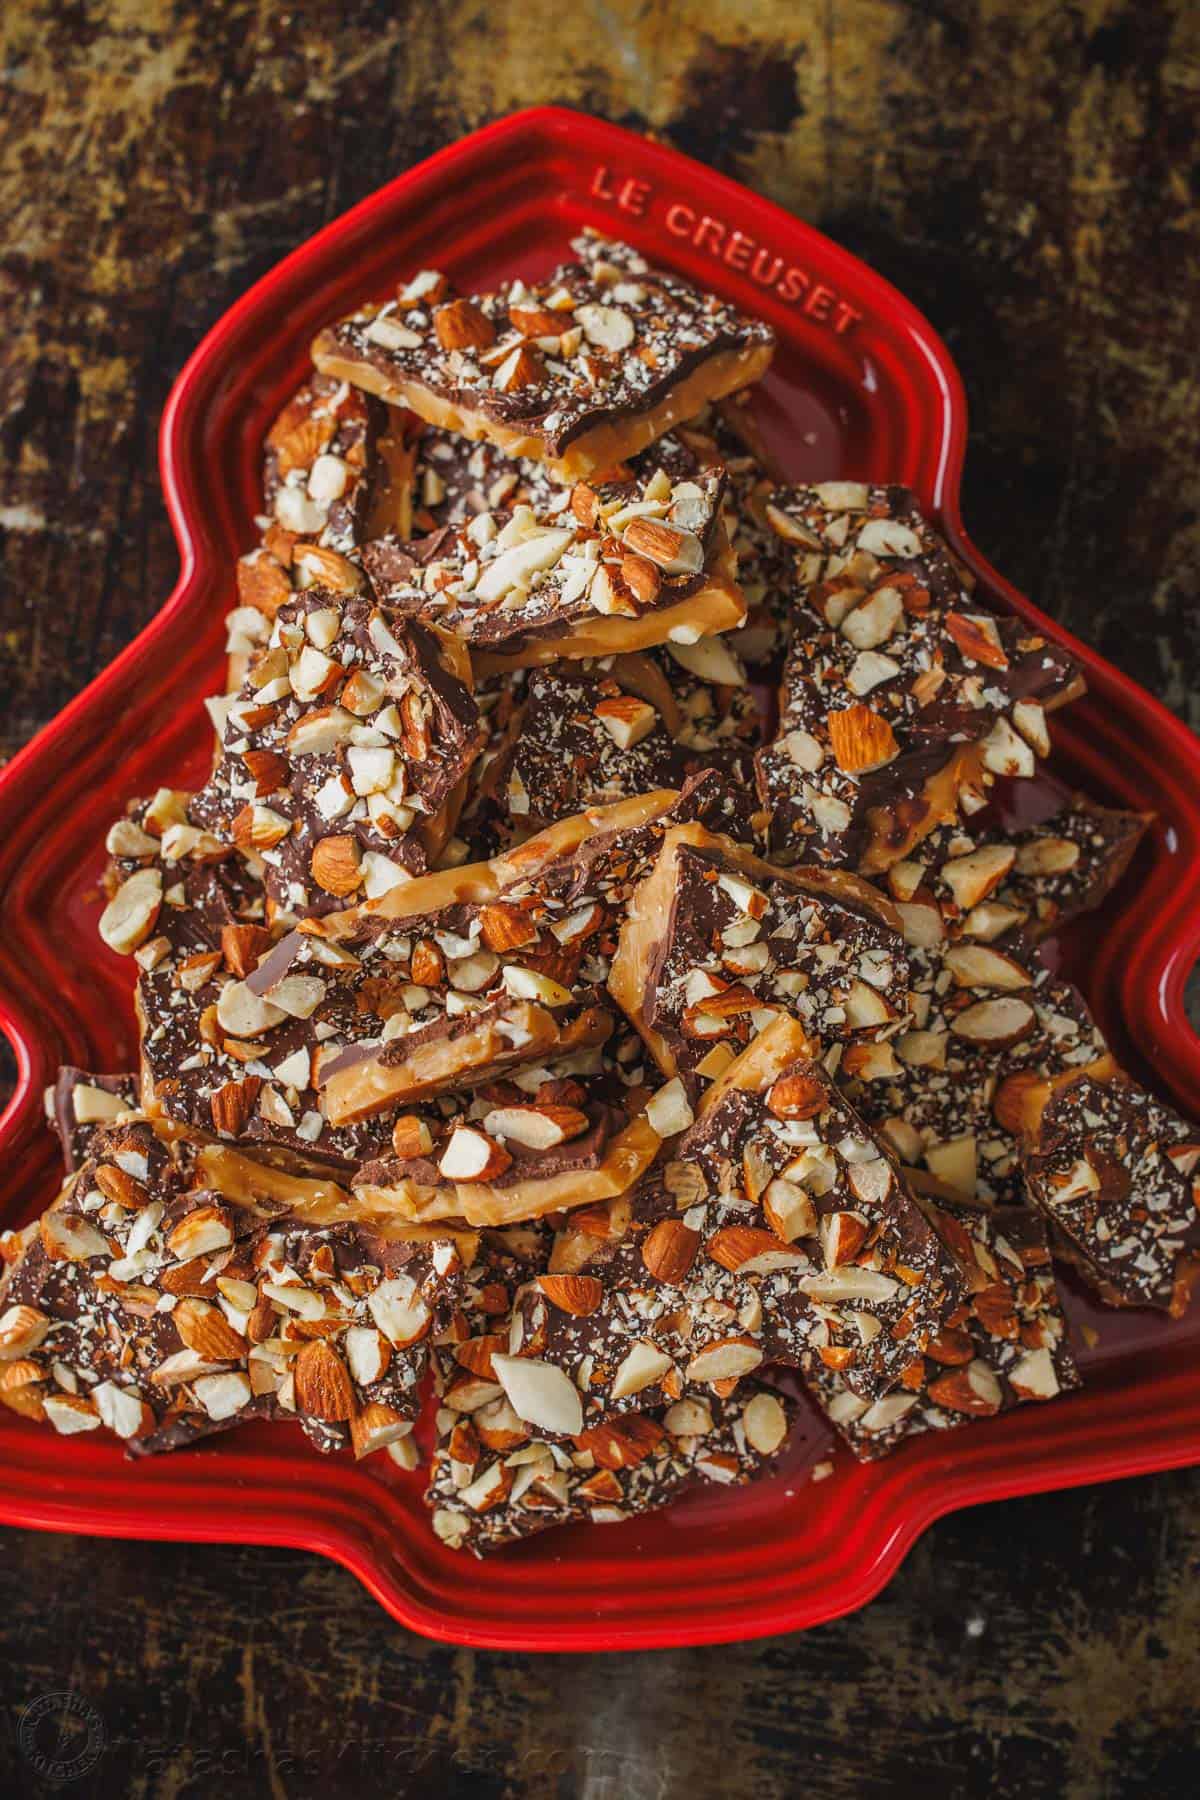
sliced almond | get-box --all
[192,1370,253,1421]
[743,1390,789,1455]
[294,1338,355,1421]
[940,844,1016,911]
[41,1211,109,1262]
[827,704,898,773]
[762,1178,818,1244]
[840,586,904,649]
[927,1358,1003,1415]
[173,1296,247,1361]
[943,943,1031,992]
[684,1336,763,1384]
[644,1078,694,1139]
[949,996,1035,1047]
[642,1217,701,1283]
[1015,836,1080,877]
[478,902,537,952]
[610,1341,674,1400]
[535,1274,604,1316]
[945,611,1010,670]
[167,1205,235,1261]
[1008,1347,1059,1400]
[350,1401,413,1460]
[0,1305,50,1360]
[621,517,704,574]
[708,1226,806,1276]
[434,299,495,352]
[368,1276,432,1347]
[491,1353,583,1435]
[43,1393,102,1435]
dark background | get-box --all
[1,2,1198,1794]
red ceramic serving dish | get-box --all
[2,108,1199,1652]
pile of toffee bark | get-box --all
[4,233,1197,1558]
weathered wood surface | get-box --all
[1,2,1198,1795]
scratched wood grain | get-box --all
[1,2,1198,1795]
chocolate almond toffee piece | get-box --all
[754,483,1084,873]
[850,943,1106,1210]
[134,792,717,1214]
[191,590,485,917]
[840,825,1111,1204]
[311,232,776,481]
[45,1069,139,1174]
[427,1214,796,1537]
[806,1196,1080,1458]
[939,800,1150,943]
[135,857,619,1182]
[405,396,777,680]
[1013,1058,1200,1317]
[503,643,763,839]
[610,822,908,1097]
[0,1118,465,1458]
[507,1015,964,1424]
[427,1377,794,1555]
[362,461,745,670]
[881,801,1150,952]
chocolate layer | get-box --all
[192,590,483,918]
[1021,1064,1200,1317]
[806,1198,1080,1457]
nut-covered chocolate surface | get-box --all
[194,593,483,914]
[4,9,1200,1780]
[806,1197,1080,1457]
[505,1018,963,1423]
[0,1118,463,1457]
[361,458,745,664]
[1021,1065,1200,1317]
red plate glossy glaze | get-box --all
[2,108,1199,1651]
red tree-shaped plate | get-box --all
[2,108,1199,1650]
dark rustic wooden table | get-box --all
[1,3,1198,1795]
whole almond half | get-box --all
[173,1296,248,1361]
[641,1218,700,1285]
[574,1414,666,1469]
[294,1338,355,1421]
[827,703,899,773]
[434,298,495,352]
[536,1274,604,1316]
[310,834,363,896]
